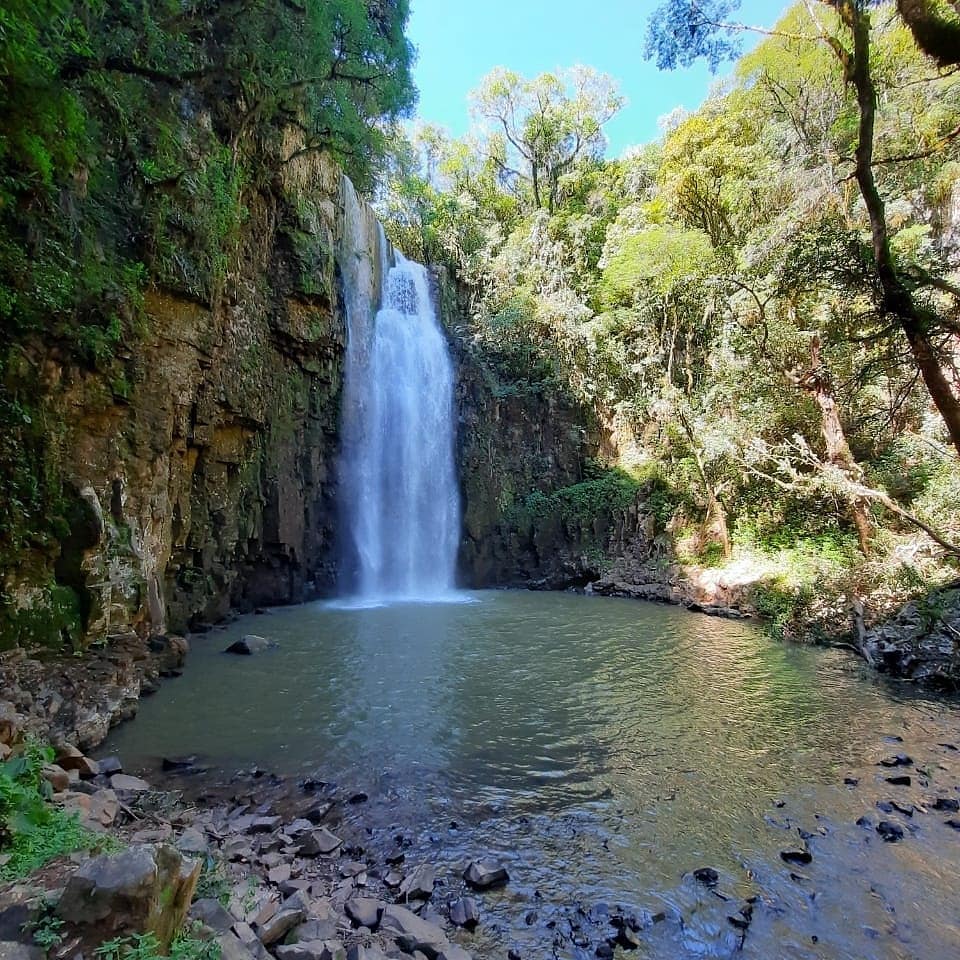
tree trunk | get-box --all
[679,410,732,559]
[835,0,960,456]
[794,334,873,553]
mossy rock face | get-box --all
[0,583,84,651]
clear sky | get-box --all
[406,0,792,156]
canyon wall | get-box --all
[2,154,367,646]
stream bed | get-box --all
[105,591,960,959]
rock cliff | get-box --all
[1,154,368,647]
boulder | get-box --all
[448,897,480,930]
[256,893,310,945]
[57,787,119,830]
[288,919,338,943]
[344,897,383,929]
[877,821,905,842]
[346,946,388,960]
[297,828,342,857]
[224,635,278,656]
[463,859,509,891]
[189,899,234,934]
[56,844,200,951]
[380,904,449,958]
[42,764,70,792]
[110,773,151,793]
[437,948,472,960]
[98,756,124,776]
[218,933,259,960]
[0,702,21,746]
[55,746,100,779]
[0,944,43,960]
[278,942,345,960]
[176,827,209,856]
[399,864,435,901]
[149,634,189,672]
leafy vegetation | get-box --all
[0,741,103,879]
[382,0,960,632]
[96,929,220,960]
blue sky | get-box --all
[406,0,792,156]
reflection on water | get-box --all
[105,591,960,960]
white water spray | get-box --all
[337,179,461,601]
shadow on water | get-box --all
[105,591,960,960]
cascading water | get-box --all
[337,179,461,601]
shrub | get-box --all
[96,929,220,960]
[0,741,102,879]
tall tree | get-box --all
[645,0,960,457]
[470,66,623,213]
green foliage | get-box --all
[195,856,231,908]
[505,469,644,532]
[0,741,101,879]
[28,908,66,953]
[0,0,416,346]
[0,584,84,652]
[599,225,714,304]
[96,929,220,960]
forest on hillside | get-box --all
[381,0,960,638]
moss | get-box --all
[0,584,84,652]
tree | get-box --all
[896,0,960,66]
[470,66,623,213]
[645,1,960,457]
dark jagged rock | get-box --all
[162,755,198,772]
[879,754,913,768]
[297,827,342,857]
[463,858,509,890]
[189,898,234,934]
[932,797,960,812]
[780,849,812,865]
[448,897,480,929]
[399,863,436,901]
[256,893,309,945]
[877,821,905,842]
[692,867,719,886]
[57,844,200,951]
[886,775,912,786]
[344,897,383,930]
[379,904,449,958]
[347,947,389,960]
[224,635,279,656]
[110,773,151,792]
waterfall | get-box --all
[337,179,461,601]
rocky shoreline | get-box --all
[4,689,960,960]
